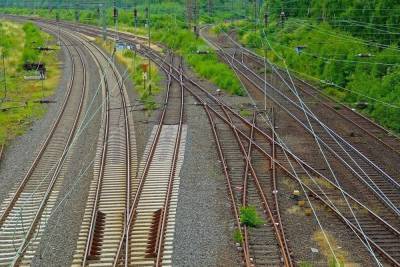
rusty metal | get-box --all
[0,25,87,266]
[221,106,293,267]
[204,105,252,267]
[27,20,400,266]
[154,61,185,267]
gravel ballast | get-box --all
[0,37,71,203]
[171,93,241,266]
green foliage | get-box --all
[268,0,400,45]
[328,256,345,267]
[233,229,243,244]
[239,206,264,227]
[151,20,244,95]
[299,262,313,267]
[229,18,400,133]
[22,22,45,63]
[0,4,244,96]
[0,21,59,145]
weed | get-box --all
[240,206,264,227]
[233,229,243,245]
[299,261,313,267]
[239,108,252,117]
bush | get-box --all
[240,206,264,227]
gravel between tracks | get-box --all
[171,92,241,266]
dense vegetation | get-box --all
[0,21,60,145]
[268,0,400,45]
[0,4,244,95]
[215,15,400,132]
[1,1,399,132]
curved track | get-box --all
[3,17,399,266]
[0,25,87,266]
[49,20,400,266]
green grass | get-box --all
[239,108,252,117]
[214,19,400,133]
[0,6,244,96]
[240,206,264,228]
[299,262,313,267]
[0,21,60,145]
[97,39,161,111]
[233,228,243,245]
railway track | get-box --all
[45,27,138,267]
[127,38,400,266]
[136,44,293,266]
[56,21,399,265]
[5,17,399,266]
[41,24,189,266]
[0,26,87,266]
[240,44,400,155]
[204,34,400,218]
[111,53,186,267]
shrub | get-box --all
[240,206,264,227]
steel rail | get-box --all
[0,144,3,161]
[112,55,177,266]
[5,26,87,266]
[217,37,400,189]
[184,84,400,267]
[135,45,400,265]
[203,105,252,267]
[132,41,398,234]
[123,36,400,266]
[216,49,400,215]
[243,50,400,156]
[154,56,185,267]
[25,20,399,265]
[0,31,78,226]
[220,30,400,141]
[221,106,293,267]
[241,113,254,265]
[78,35,111,267]
[61,27,133,266]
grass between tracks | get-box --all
[0,21,60,145]
[96,38,161,111]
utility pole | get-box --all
[145,6,151,95]
[133,7,138,29]
[207,0,212,17]
[186,0,192,30]
[101,4,107,41]
[1,53,7,102]
[193,0,199,37]
[75,3,80,22]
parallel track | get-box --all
[0,26,87,266]
[8,18,400,266]
[112,53,186,267]
[129,37,400,266]
[208,36,400,217]
[241,45,400,155]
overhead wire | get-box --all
[219,27,388,264]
